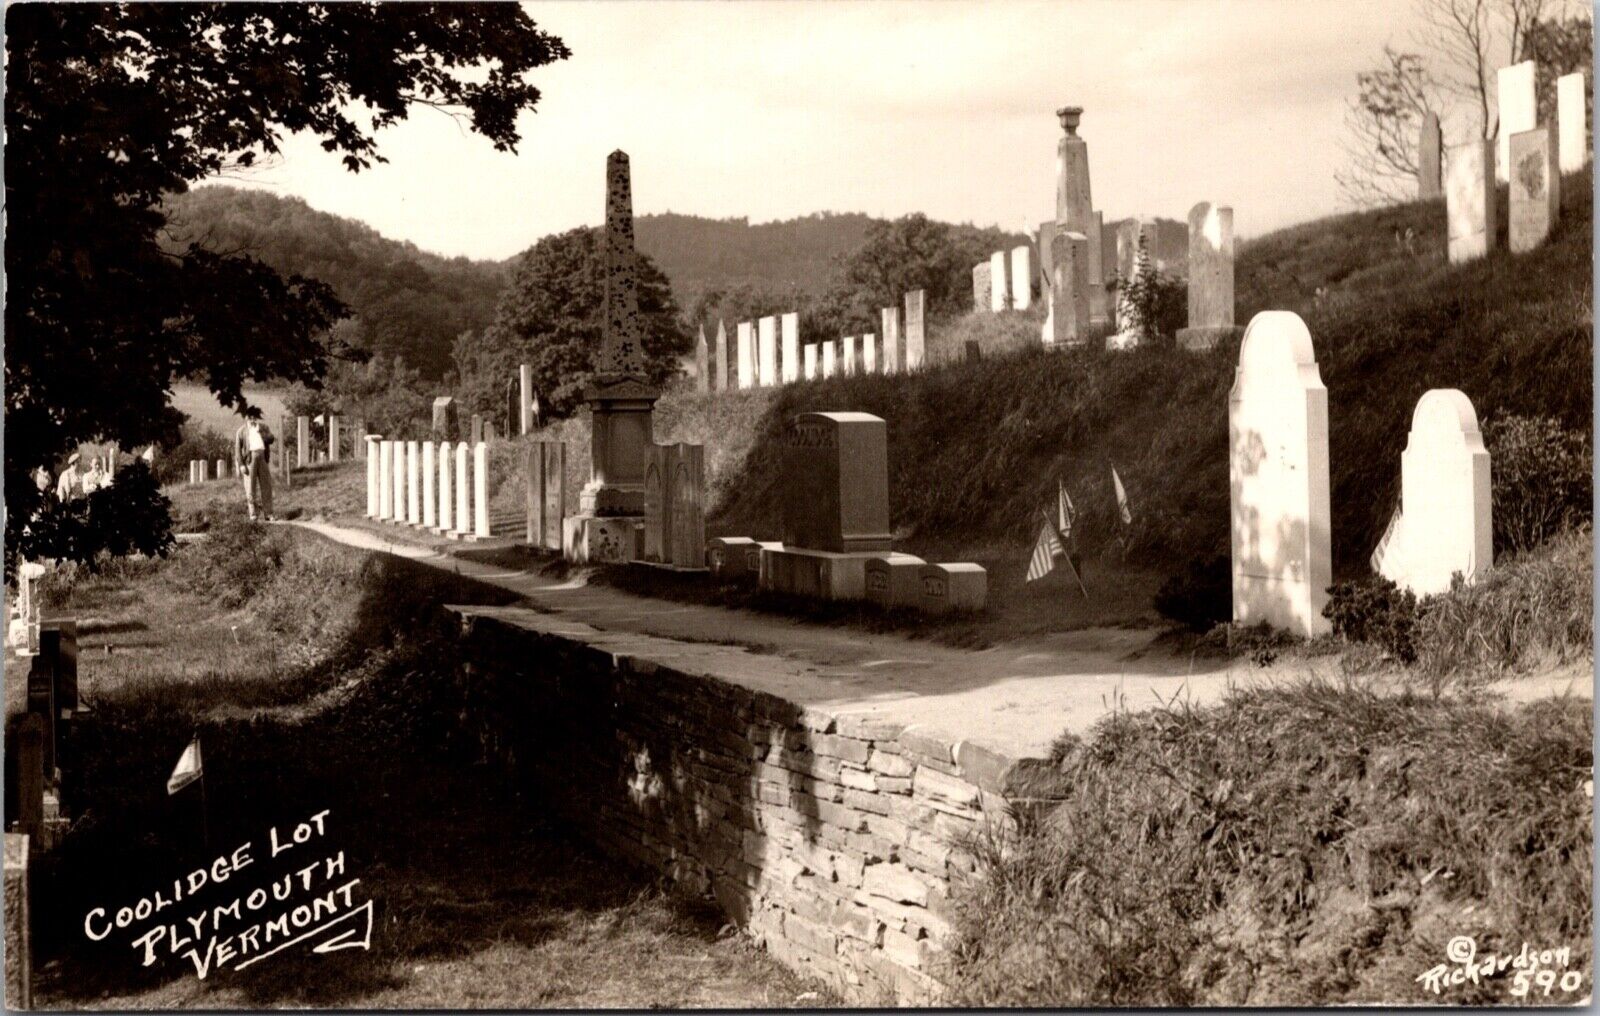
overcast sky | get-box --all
[222,1,1480,262]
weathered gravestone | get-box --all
[714,320,729,392]
[919,563,988,614]
[1045,231,1090,347]
[1496,60,1537,183]
[989,250,1008,312]
[707,536,759,584]
[432,396,457,436]
[804,343,818,380]
[668,444,706,569]
[1557,72,1588,174]
[1509,127,1560,252]
[695,326,709,393]
[763,412,916,601]
[758,316,778,387]
[12,715,44,841]
[781,313,800,384]
[1229,311,1331,637]
[1010,244,1032,311]
[1446,140,1497,263]
[542,441,567,551]
[737,321,756,389]
[904,290,926,371]
[5,832,29,1010]
[1376,389,1492,597]
[865,554,927,609]
[1419,112,1442,199]
[972,261,991,312]
[1176,202,1243,350]
[354,419,367,458]
[880,306,901,374]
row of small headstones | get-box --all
[707,538,986,615]
[1439,63,1585,263]
[366,437,492,541]
[693,291,928,392]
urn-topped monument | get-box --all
[564,150,660,563]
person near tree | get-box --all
[233,417,276,521]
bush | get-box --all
[1414,526,1593,679]
[11,462,175,577]
[1154,554,1231,630]
[159,423,232,484]
[1322,577,1420,664]
[1109,232,1187,341]
[1483,414,1592,556]
[165,516,286,608]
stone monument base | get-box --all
[760,546,921,602]
[564,514,643,564]
[1177,324,1245,351]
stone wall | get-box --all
[450,607,1066,1004]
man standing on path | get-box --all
[234,416,275,521]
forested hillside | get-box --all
[636,212,878,308]
[162,186,509,380]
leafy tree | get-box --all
[457,227,688,419]
[1526,15,1593,137]
[1335,48,1440,207]
[5,2,568,572]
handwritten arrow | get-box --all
[234,899,374,972]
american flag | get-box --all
[1026,520,1065,582]
[1111,466,1133,526]
[1370,504,1403,575]
[1057,478,1075,539]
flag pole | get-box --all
[1041,508,1090,602]
[196,730,210,853]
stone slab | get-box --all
[1509,126,1559,253]
[864,555,929,609]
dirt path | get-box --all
[291,518,1593,761]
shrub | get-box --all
[159,423,232,484]
[1153,554,1231,630]
[1322,577,1421,664]
[165,516,286,608]
[1483,413,1592,556]
[1109,233,1187,341]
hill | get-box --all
[532,168,1591,601]
[635,212,878,308]
[162,186,510,380]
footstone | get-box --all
[439,441,454,533]
[1046,231,1090,347]
[1557,72,1587,174]
[989,250,1008,312]
[737,321,756,389]
[843,336,857,376]
[781,313,800,384]
[758,315,778,387]
[1446,140,1496,263]
[695,326,710,392]
[1496,61,1536,183]
[1377,389,1492,597]
[714,320,729,391]
[904,290,925,371]
[972,262,991,312]
[821,341,836,378]
[780,412,891,554]
[433,397,457,436]
[880,307,901,374]
[1177,202,1243,351]
[919,563,987,614]
[707,536,760,584]
[1509,127,1559,253]
[1010,245,1032,311]
[804,343,818,380]
[863,333,877,374]
[865,554,927,609]
[1419,111,1442,199]
[422,442,436,529]
[1229,311,1331,637]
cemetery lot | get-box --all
[18,521,832,1009]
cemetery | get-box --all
[3,4,1594,1011]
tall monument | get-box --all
[1054,106,1107,326]
[565,150,659,563]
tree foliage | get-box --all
[456,227,688,419]
[1336,48,1439,207]
[5,2,567,570]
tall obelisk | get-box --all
[1055,106,1107,326]
[566,150,659,562]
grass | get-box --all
[23,521,831,1009]
[940,678,1593,1007]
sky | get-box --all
[221,0,1461,262]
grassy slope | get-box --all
[547,170,1590,586]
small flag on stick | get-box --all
[1370,504,1403,575]
[167,736,203,795]
[1057,478,1076,540]
[1026,520,1065,583]
[1111,466,1133,526]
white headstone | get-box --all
[454,442,470,536]
[843,336,857,376]
[1010,245,1032,311]
[378,441,393,519]
[439,441,454,532]
[1496,61,1537,183]
[406,440,421,525]
[392,441,406,523]
[904,291,925,370]
[1229,311,1331,637]
[365,438,380,517]
[758,315,778,387]
[422,441,436,529]
[804,343,818,380]
[737,321,755,389]
[1378,389,1493,597]
[781,312,800,383]
[863,333,877,374]
[1557,72,1588,174]
[821,340,837,378]
[880,307,901,374]
[474,442,490,538]
[1446,140,1497,263]
[989,250,1008,312]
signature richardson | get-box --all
[1415,935,1586,998]
[81,809,373,979]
